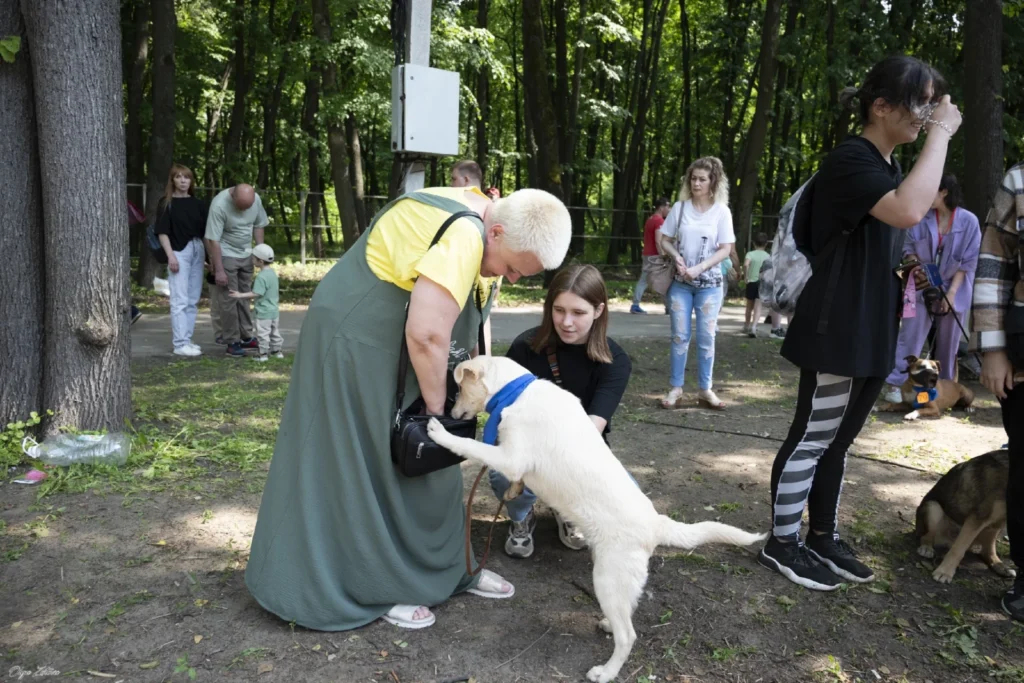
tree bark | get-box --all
[203,62,233,190]
[125,0,148,198]
[963,0,1003,218]
[223,0,250,184]
[257,7,300,189]
[21,0,131,433]
[475,0,490,180]
[136,0,175,289]
[302,75,324,258]
[733,0,783,253]
[521,0,562,197]
[680,0,692,168]
[0,1,44,426]
[311,0,359,247]
[346,112,368,232]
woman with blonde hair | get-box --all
[658,157,736,410]
[155,163,208,356]
[492,264,632,558]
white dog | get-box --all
[427,356,767,683]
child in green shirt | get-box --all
[743,233,771,337]
[229,244,282,362]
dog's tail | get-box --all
[657,515,768,550]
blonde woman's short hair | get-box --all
[489,188,572,269]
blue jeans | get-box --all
[667,280,722,390]
[490,461,641,522]
[168,238,206,349]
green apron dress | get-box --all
[245,192,494,630]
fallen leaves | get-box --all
[257,661,273,674]
[139,661,159,670]
[194,635,203,644]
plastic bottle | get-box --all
[21,433,131,466]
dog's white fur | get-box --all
[427,356,767,683]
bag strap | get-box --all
[395,210,485,418]
[546,346,563,386]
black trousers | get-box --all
[1003,383,1024,569]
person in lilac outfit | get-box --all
[883,174,980,401]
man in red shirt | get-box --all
[632,197,671,314]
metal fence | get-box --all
[128,183,779,268]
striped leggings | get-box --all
[770,370,885,541]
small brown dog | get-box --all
[878,355,974,420]
[916,449,1014,583]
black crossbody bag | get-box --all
[390,211,487,477]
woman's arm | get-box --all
[407,276,462,415]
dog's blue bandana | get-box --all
[483,374,536,445]
[911,386,938,409]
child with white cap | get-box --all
[229,243,282,361]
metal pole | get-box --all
[299,190,308,266]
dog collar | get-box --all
[483,374,537,445]
[911,386,938,409]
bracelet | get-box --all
[926,118,954,137]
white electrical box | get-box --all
[391,64,460,156]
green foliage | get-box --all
[0,36,21,63]
[0,410,53,470]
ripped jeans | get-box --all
[667,280,722,390]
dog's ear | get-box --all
[453,364,478,386]
[934,360,942,373]
[904,355,919,365]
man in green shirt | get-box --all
[205,184,269,356]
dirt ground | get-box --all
[2,328,1021,683]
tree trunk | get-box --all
[125,0,148,198]
[507,0,523,189]
[311,0,359,247]
[21,0,131,433]
[0,1,45,426]
[680,0,691,168]
[521,0,562,197]
[346,112,368,233]
[223,0,249,184]
[136,0,175,289]
[302,76,324,258]
[733,0,783,253]
[257,7,300,189]
[203,62,233,190]
[963,0,1003,218]
[475,0,490,179]
[124,0,149,257]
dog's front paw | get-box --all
[991,562,1017,579]
[932,564,956,584]
[587,665,616,683]
[904,410,920,422]
[917,545,935,559]
[426,417,451,444]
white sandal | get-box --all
[467,569,515,599]
[660,387,684,409]
[382,604,436,629]
[698,388,726,411]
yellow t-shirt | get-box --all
[366,187,495,310]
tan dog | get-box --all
[916,450,1014,583]
[879,355,974,420]
[426,356,766,683]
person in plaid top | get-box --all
[973,162,1024,621]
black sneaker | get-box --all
[225,342,246,357]
[770,328,786,340]
[805,533,874,583]
[1002,579,1024,622]
[130,306,142,325]
[758,536,844,591]
[240,337,259,349]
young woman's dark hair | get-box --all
[939,173,963,210]
[531,264,612,363]
[839,55,947,126]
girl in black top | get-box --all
[492,264,632,558]
[155,163,208,356]
[759,56,962,591]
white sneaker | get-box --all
[173,345,201,357]
[883,386,902,403]
[555,511,586,550]
[271,352,285,359]
[186,343,202,355]
[253,355,269,363]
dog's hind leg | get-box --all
[587,550,648,683]
[977,525,1016,579]
[933,514,987,583]
[916,501,944,559]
